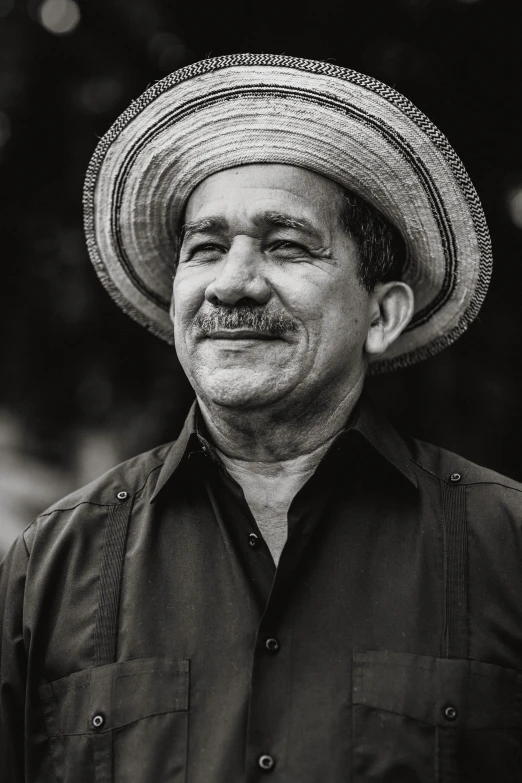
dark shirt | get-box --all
[2,397,522,782]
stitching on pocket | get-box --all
[353,703,435,729]
[57,708,191,738]
[40,658,190,737]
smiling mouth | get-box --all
[205,330,280,340]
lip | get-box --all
[205,330,279,340]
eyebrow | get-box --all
[254,211,322,240]
[180,216,228,242]
[180,211,323,242]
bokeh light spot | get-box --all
[38,0,81,35]
[148,33,192,72]
[507,187,522,230]
[77,77,123,114]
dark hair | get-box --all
[340,188,406,291]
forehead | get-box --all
[183,164,344,224]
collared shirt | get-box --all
[213,436,335,564]
[2,396,522,782]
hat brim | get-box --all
[83,53,492,373]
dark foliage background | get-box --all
[1,0,522,551]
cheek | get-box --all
[272,271,327,327]
[173,273,206,328]
[280,277,361,335]
[308,283,370,351]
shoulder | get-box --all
[39,441,172,514]
[353,397,522,502]
[399,436,522,550]
[407,436,522,533]
[409,436,522,495]
[22,440,173,554]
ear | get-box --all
[364,281,415,357]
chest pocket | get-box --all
[39,657,189,783]
[352,650,522,783]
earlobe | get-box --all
[365,281,415,357]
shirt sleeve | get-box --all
[0,533,29,783]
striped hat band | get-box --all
[83,53,492,373]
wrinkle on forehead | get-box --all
[183,163,344,214]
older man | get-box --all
[2,54,522,783]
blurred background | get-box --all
[1,0,521,555]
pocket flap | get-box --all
[39,658,189,737]
[353,650,522,729]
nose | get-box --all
[205,237,271,306]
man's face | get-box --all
[173,164,375,411]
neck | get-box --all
[197,375,365,462]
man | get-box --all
[1,54,521,782]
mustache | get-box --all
[194,305,298,335]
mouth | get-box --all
[205,330,281,341]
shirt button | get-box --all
[443,705,458,721]
[92,713,105,729]
[265,637,280,653]
[258,754,276,771]
[248,533,260,548]
[449,473,462,483]
[117,491,129,501]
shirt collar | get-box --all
[348,395,417,488]
[150,393,417,502]
[150,401,200,502]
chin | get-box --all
[197,369,287,410]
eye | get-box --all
[194,242,225,253]
[270,240,310,259]
[182,242,226,262]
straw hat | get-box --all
[83,53,492,373]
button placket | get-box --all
[248,621,289,777]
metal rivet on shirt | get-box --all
[117,491,129,501]
[443,705,458,721]
[248,533,260,548]
[92,713,105,730]
[449,473,462,483]
[258,754,276,772]
[265,637,280,653]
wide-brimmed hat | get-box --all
[83,53,492,373]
